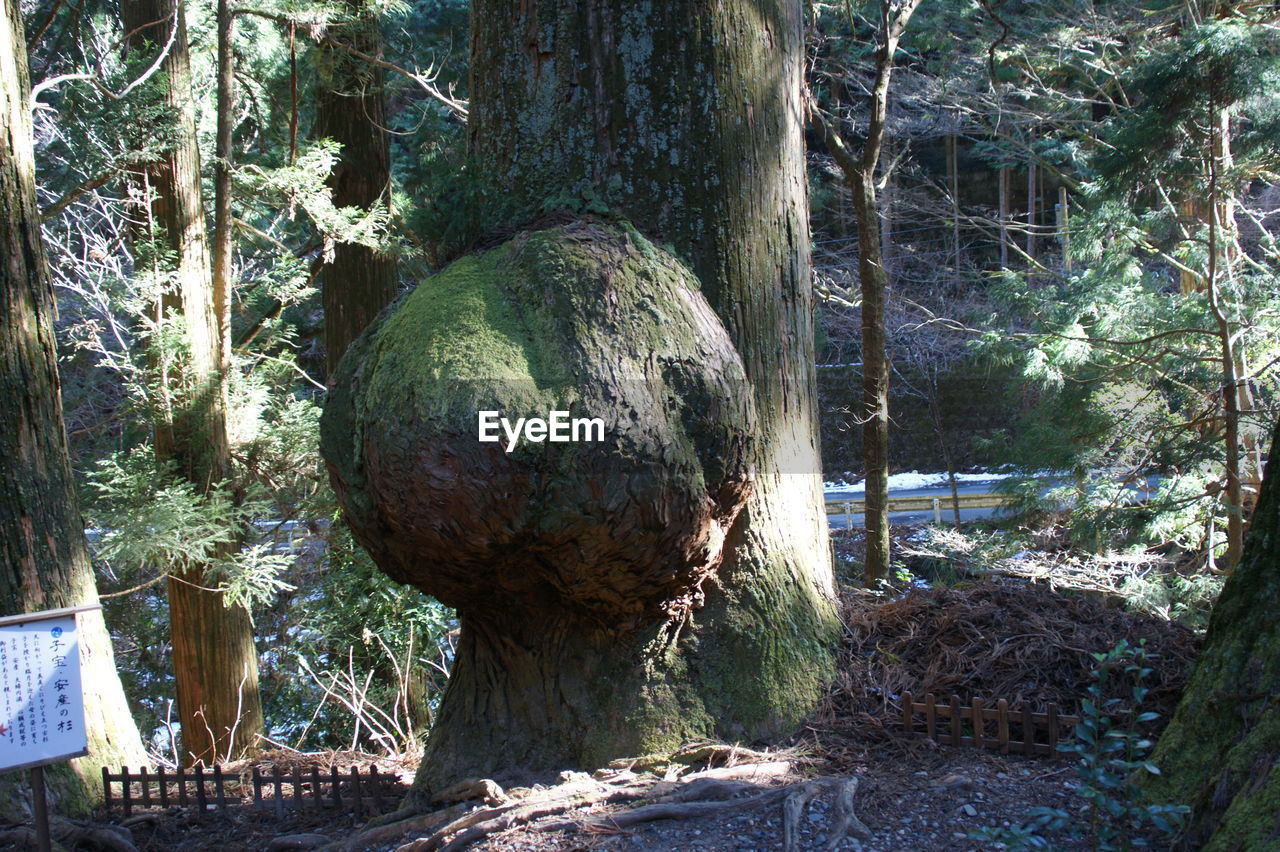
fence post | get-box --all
[330,766,343,810]
[996,699,1010,753]
[272,765,284,821]
[932,498,941,525]
[214,766,226,809]
[101,768,113,813]
[121,766,132,818]
[369,766,385,813]
[350,766,364,820]
[901,691,914,734]
[194,766,207,814]
[1022,705,1035,756]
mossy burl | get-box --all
[321,221,838,788]
[321,219,757,629]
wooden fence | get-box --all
[825,492,1012,526]
[101,764,405,819]
[900,692,1080,756]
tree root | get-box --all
[782,776,871,852]
[0,818,139,852]
[397,786,647,852]
[381,770,872,852]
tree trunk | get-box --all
[853,168,892,582]
[314,3,398,377]
[808,0,918,583]
[948,131,960,283]
[0,0,148,817]
[1142,418,1280,850]
[404,0,838,793]
[998,165,1010,267]
[1205,99,1245,571]
[121,0,263,765]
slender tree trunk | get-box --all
[809,0,919,583]
[854,169,892,582]
[121,0,263,765]
[314,3,398,376]
[1205,100,1245,571]
[397,0,838,792]
[0,0,148,817]
[998,165,1010,267]
[1025,160,1036,262]
[948,131,960,283]
[211,0,234,370]
[879,138,896,278]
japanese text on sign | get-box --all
[0,612,87,772]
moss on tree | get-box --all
[1143,419,1280,850]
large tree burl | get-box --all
[320,222,756,632]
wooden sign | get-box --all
[0,605,93,773]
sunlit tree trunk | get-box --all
[121,0,263,765]
[314,2,398,376]
[394,0,839,791]
[0,0,148,816]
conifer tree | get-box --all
[0,0,148,816]
[121,0,264,765]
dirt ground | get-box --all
[94,745,1092,852]
[2,530,1199,851]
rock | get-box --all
[266,834,330,851]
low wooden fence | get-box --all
[826,492,1012,526]
[101,763,405,819]
[900,692,1080,756]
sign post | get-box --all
[0,604,98,852]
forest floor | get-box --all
[12,526,1201,852]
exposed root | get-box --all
[331,803,468,851]
[383,769,872,852]
[782,777,870,852]
[826,777,872,848]
[397,786,645,852]
[682,760,794,783]
[782,779,824,852]
[431,779,509,808]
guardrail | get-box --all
[825,491,1012,526]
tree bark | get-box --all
[402,0,838,792]
[314,3,398,377]
[121,0,263,765]
[1142,417,1280,851]
[0,0,148,817]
